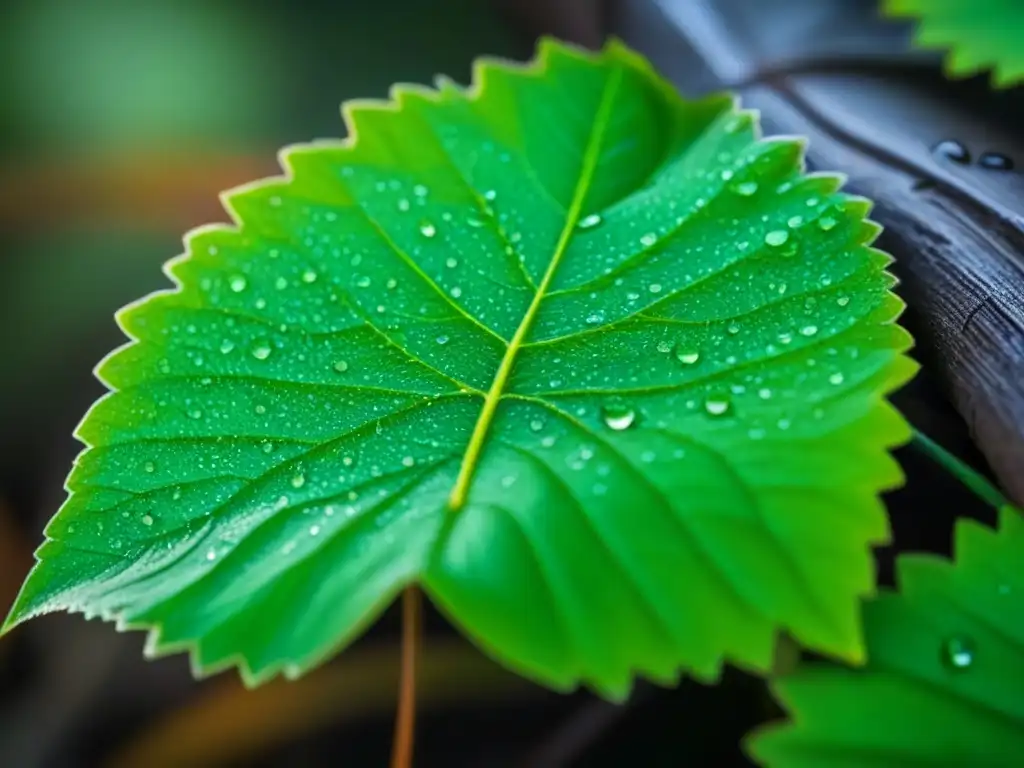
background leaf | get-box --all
[4,38,915,698]
[882,0,1024,88]
[747,507,1024,766]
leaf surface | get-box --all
[748,507,1024,766]
[883,0,1024,87]
[3,38,915,697]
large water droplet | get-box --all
[577,213,602,230]
[978,151,1014,171]
[229,275,247,293]
[141,514,154,526]
[601,402,637,431]
[765,230,789,247]
[704,396,732,417]
[941,635,975,670]
[302,269,318,283]
[675,346,700,365]
[333,360,349,373]
[251,342,273,360]
[419,221,437,238]
[933,139,970,164]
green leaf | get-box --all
[883,0,1024,88]
[3,38,916,698]
[747,507,1024,767]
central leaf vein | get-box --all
[446,64,624,511]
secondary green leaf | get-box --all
[3,38,916,698]
[883,0,1024,88]
[747,507,1024,766]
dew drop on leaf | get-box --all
[675,345,700,365]
[800,324,819,337]
[640,232,657,247]
[229,275,248,293]
[601,402,638,431]
[333,361,349,373]
[941,635,975,671]
[302,269,318,283]
[704,396,732,417]
[141,514,154,527]
[577,213,602,230]
[251,342,273,360]
[818,216,837,231]
[436,335,449,346]
[836,295,850,307]
[144,461,156,473]
[219,339,235,354]
[828,372,844,385]
[419,221,437,238]
[765,230,789,247]
[733,181,758,196]
[291,473,306,489]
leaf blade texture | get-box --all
[884,0,1024,88]
[747,507,1024,766]
[4,38,916,698]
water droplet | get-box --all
[483,189,497,202]
[577,213,604,232]
[787,215,804,228]
[733,181,758,196]
[640,232,658,247]
[333,360,349,373]
[402,456,416,467]
[758,388,772,399]
[941,635,975,670]
[704,396,732,417]
[727,323,740,335]
[765,230,789,247]
[585,311,605,325]
[142,514,154,526]
[397,198,411,212]
[187,409,203,420]
[436,335,449,345]
[529,419,544,432]
[450,286,463,298]
[836,296,850,307]
[978,151,1014,171]
[302,269,317,283]
[291,473,306,488]
[601,402,637,431]
[778,332,793,345]
[656,340,672,353]
[219,339,235,354]
[800,325,819,337]
[419,221,436,238]
[648,283,663,294]
[933,139,970,164]
[309,525,321,536]
[828,372,845,385]
[229,275,247,293]
[144,461,155,473]
[445,257,458,268]
[255,404,267,414]
[206,549,217,561]
[251,342,273,360]
[818,216,837,231]
[675,346,700,365]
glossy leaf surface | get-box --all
[4,39,915,697]
[748,507,1024,766]
[884,0,1024,87]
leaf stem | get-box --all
[911,428,1009,509]
[391,585,422,768]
